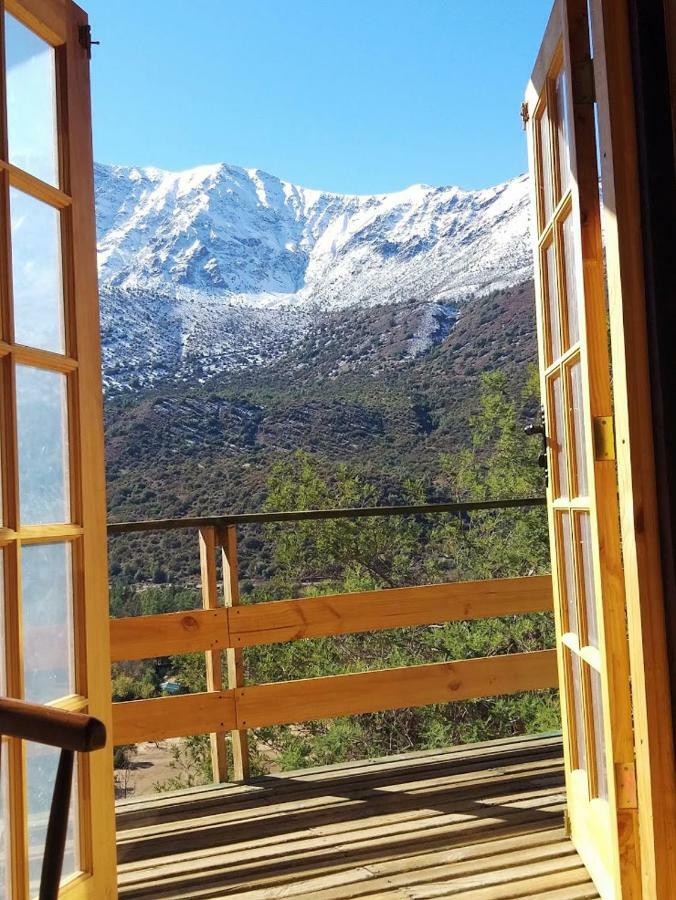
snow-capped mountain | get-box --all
[95,162,532,388]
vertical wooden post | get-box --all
[198,526,228,783]
[220,525,250,781]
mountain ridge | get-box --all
[95,161,533,390]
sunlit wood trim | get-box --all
[11,344,78,373]
[1,161,72,209]
[46,693,87,712]
[551,497,590,511]
[4,0,67,46]
[544,343,581,379]
[561,632,602,672]
[537,190,574,247]
[19,524,83,543]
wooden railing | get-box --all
[108,498,555,783]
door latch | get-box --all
[524,406,548,486]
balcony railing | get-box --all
[108,497,554,783]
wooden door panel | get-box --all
[0,1,116,897]
[525,1,640,897]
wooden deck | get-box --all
[115,733,598,899]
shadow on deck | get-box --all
[115,733,598,899]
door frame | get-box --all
[1,0,117,896]
[589,0,676,896]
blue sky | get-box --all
[86,0,550,195]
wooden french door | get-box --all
[0,1,116,898]
[525,1,641,898]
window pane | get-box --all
[557,511,578,634]
[544,240,561,363]
[555,69,571,199]
[9,188,65,353]
[27,743,78,894]
[17,366,70,525]
[550,373,568,499]
[576,512,599,648]
[5,12,58,186]
[22,542,74,703]
[568,358,588,498]
[561,212,580,347]
[590,667,608,800]
[568,648,587,773]
[537,106,554,226]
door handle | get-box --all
[524,407,548,483]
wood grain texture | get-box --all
[109,608,227,663]
[110,575,553,662]
[235,650,558,730]
[115,734,598,900]
[229,575,553,648]
[199,526,228,783]
[590,0,676,894]
[113,691,237,746]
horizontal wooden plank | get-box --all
[236,650,558,729]
[230,575,553,648]
[111,576,554,663]
[109,608,228,663]
[112,690,236,745]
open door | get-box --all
[525,1,641,897]
[0,0,116,897]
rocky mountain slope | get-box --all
[95,162,533,389]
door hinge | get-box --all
[78,24,100,60]
[563,808,572,836]
[520,101,530,130]
[593,415,615,461]
[572,56,596,105]
[615,761,638,809]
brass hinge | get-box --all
[563,808,572,836]
[615,761,638,809]
[520,101,530,130]
[593,415,615,461]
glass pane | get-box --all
[22,542,74,703]
[5,12,58,186]
[27,743,78,894]
[568,648,587,773]
[568,358,588,498]
[557,511,578,634]
[9,188,65,353]
[0,740,9,900]
[555,69,571,199]
[576,512,599,648]
[16,366,70,525]
[590,666,608,800]
[538,105,554,226]
[561,212,580,347]
[544,240,561,363]
[550,373,568,499]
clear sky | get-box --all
[85,0,550,195]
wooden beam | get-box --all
[229,575,553,648]
[591,0,676,893]
[112,691,237,746]
[109,575,554,662]
[199,526,229,783]
[235,650,559,730]
[111,652,557,745]
[109,607,227,662]
[220,525,250,781]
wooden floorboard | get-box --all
[116,733,599,899]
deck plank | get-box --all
[116,734,598,899]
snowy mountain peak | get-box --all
[94,162,533,389]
